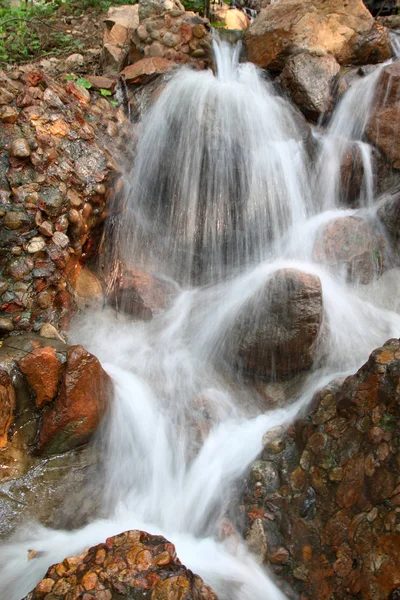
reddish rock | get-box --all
[0,370,16,450]
[245,0,392,72]
[18,346,64,408]
[230,268,323,378]
[313,216,386,284]
[38,345,113,454]
[108,268,174,320]
[120,57,177,84]
[25,530,217,600]
[243,338,400,599]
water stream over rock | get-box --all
[1,33,400,600]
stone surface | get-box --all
[120,57,177,83]
[0,68,124,335]
[38,344,112,454]
[0,370,16,450]
[245,0,392,72]
[280,53,340,121]
[24,530,217,600]
[18,346,63,408]
[366,61,400,169]
[313,216,386,284]
[107,267,174,320]
[229,268,323,378]
[243,338,400,600]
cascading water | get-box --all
[1,33,400,600]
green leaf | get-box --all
[64,74,76,81]
[109,100,118,107]
[76,78,92,89]
[100,88,112,96]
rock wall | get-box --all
[243,339,400,600]
[0,68,127,336]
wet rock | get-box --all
[39,323,66,342]
[313,216,386,283]
[19,346,63,408]
[245,0,392,72]
[0,106,19,124]
[243,338,400,599]
[38,344,112,454]
[72,266,103,307]
[0,370,16,449]
[230,268,323,379]
[120,57,177,84]
[25,530,217,600]
[10,138,31,158]
[107,267,175,320]
[366,61,400,169]
[0,317,14,331]
[378,191,400,238]
[280,53,340,121]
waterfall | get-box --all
[1,35,400,600]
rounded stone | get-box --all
[26,237,46,254]
[10,138,31,158]
[0,317,14,331]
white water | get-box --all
[1,35,400,600]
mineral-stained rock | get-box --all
[243,338,400,600]
[245,0,392,72]
[366,61,400,169]
[107,267,175,320]
[280,53,340,121]
[229,268,323,378]
[313,216,386,283]
[18,345,64,408]
[24,530,217,600]
[120,57,177,84]
[38,344,113,454]
[0,370,16,449]
[0,67,124,336]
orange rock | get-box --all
[120,57,177,84]
[38,345,112,454]
[0,370,16,450]
[19,346,64,408]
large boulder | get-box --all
[0,333,112,456]
[280,53,341,121]
[24,530,217,600]
[230,268,323,379]
[243,338,400,600]
[366,61,400,170]
[313,216,386,284]
[245,0,392,72]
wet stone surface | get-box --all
[242,338,400,600]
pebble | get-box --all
[26,237,46,254]
[10,138,31,158]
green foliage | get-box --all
[0,0,137,65]
[76,77,92,88]
[100,88,112,96]
[181,0,204,15]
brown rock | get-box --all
[120,57,177,84]
[313,216,386,284]
[280,53,340,121]
[19,346,64,408]
[38,345,112,454]
[245,0,392,72]
[108,268,174,320]
[243,338,400,599]
[0,106,19,124]
[230,268,323,378]
[10,138,31,158]
[86,76,115,91]
[0,370,16,450]
[25,530,217,600]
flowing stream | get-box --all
[1,34,400,600]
